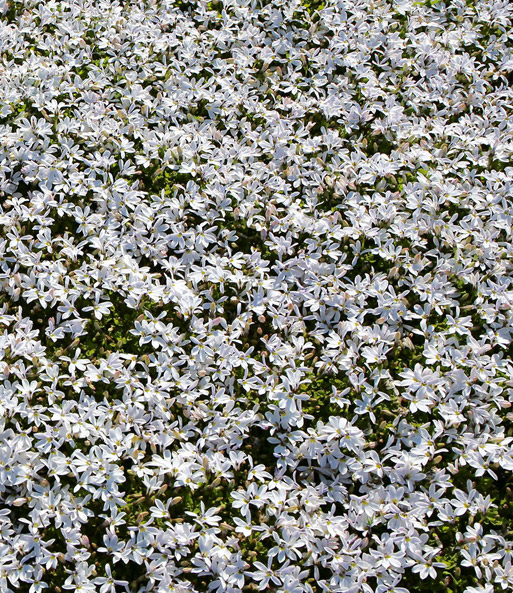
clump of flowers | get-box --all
[0,0,512,592]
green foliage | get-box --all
[301,0,326,15]
[299,373,350,423]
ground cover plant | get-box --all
[0,0,512,591]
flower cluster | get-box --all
[0,0,512,592]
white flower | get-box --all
[94,564,129,593]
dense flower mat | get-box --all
[0,0,512,591]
